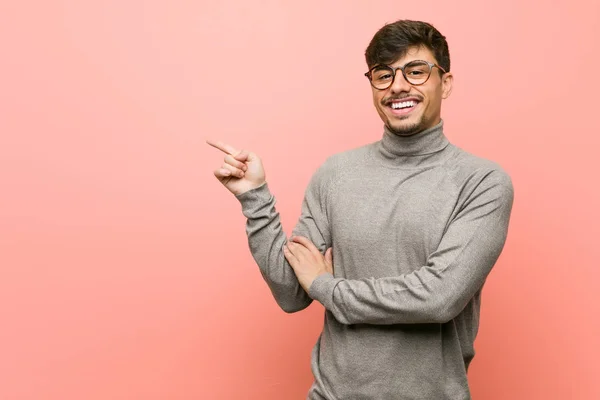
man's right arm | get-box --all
[206,139,332,313]
[236,162,332,313]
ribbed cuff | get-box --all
[309,273,340,309]
[235,182,271,215]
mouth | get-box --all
[386,97,421,116]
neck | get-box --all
[372,120,452,168]
[380,120,448,157]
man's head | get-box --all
[365,20,453,136]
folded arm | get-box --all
[308,170,514,325]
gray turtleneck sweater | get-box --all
[235,121,514,400]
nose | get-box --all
[390,69,411,94]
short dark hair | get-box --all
[365,20,450,73]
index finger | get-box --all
[206,139,240,156]
[290,236,321,255]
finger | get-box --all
[286,241,297,255]
[283,244,297,266]
[286,241,300,258]
[214,168,231,178]
[224,154,247,171]
[291,236,320,255]
[288,241,310,259]
[222,163,245,178]
[206,139,241,156]
[234,149,250,162]
[325,248,333,265]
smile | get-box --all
[391,100,417,109]
[387,99,420,115]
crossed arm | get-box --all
[289,173,513,325]
[234,151,513,325]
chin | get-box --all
[386,117,424,136]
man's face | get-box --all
[370,46,453,136]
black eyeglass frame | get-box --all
[364,60,447,90]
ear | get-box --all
[441,72,453,99]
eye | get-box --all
[371,67,394,81]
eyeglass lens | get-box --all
[370,61,432,89]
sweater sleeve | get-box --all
[235,161,333,313]
[308,169,514,325]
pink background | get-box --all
[1,1,599,399]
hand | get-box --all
[206,139,266,196]
[283,235,333,293]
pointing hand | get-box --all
[206,139,266,196]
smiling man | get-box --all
[208,20,514,400]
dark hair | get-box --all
[365,20,450,73]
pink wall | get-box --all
[1,1,599,399]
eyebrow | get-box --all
[391,59,434,66]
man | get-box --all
[208,19,513,400]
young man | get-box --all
[208,19,513,400]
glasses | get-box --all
[364,60,446,90]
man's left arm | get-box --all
[303,169,514,325]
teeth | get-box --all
[391,101,416,109]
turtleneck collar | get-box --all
[379,119,449,157]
